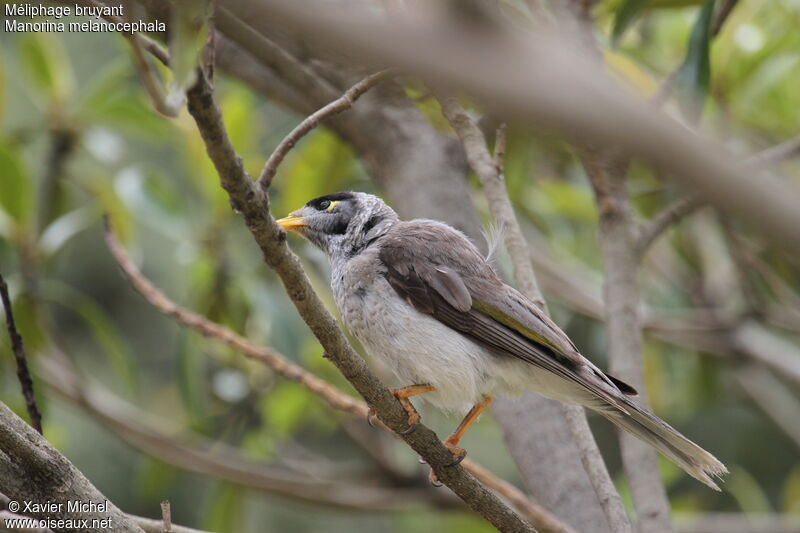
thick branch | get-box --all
[221,0,800,252]
[637,133,800,256]
[0,402,144,533]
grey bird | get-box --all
[277,191,727,489]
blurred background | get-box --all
[1,0,800,532]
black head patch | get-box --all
[306,192,356,211]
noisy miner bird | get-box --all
[277,191,727,489]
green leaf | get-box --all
[0,139,31,223]
[168,0,211,103]
[674,0,716,121]
[612,0,654,46]
[176,332,209,425]
[17,33,74,105]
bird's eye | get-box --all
[317,200,330,210]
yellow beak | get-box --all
[276,215,306,231]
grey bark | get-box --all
[584,153,673,533]
[0,402,145,533]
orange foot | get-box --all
[367,384,435,435]
[427,395,492,487]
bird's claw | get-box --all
[399,421,418,435]
[428,469,443,487]
[367,402,418,435]
[389,388,422,435]
[424,442,468,487]
[445,446,467,467]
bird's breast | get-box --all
[332,262,502,414]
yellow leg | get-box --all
[368,384,436,434]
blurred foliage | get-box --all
[1,1,800,532]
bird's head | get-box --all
[277,191,399,260]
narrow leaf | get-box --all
[168,0,211,105]
[674,0,716,121]
[17,33,74,105]
[0,140,31,223]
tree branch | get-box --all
[0,275,42,435]
[637,133,800,256]
[0,402,145,533]
[257,69,395,188]
[583,149,674,533]
[183,67,535,532]
[220,0,800,252]
[636,195,704,258]
[436,94,628,533]
[436,94,544,308]
[36,353,461,512]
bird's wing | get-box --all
[378,221,636,410]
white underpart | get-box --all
[332,247,580,415]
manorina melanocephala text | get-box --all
[277,191,727,489]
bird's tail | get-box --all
[598,398,728,490]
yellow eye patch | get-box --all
[326,200,340,211]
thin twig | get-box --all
[0,274,43,434]
[66,0,170,65]
[747,134,800,168]
[436,93,545,308]
[636,195,704,257]
[493,123,508,171]
[637,133,800,256]
[561,407,632,533]
[128,34,181,117]
[38,354,461,512]
[257,69,395,189]
[132,515,216,533]
[102,217,573,533]
[160,501,172,533]
[711,0,741,37]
